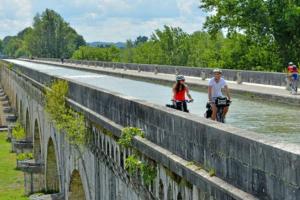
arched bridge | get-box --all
[0,60,299,200]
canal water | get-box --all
[7,60,300,143]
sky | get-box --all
[0,0,208,42]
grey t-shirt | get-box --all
[208,78,227,98]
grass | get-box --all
[0,133,28,200]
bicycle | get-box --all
[291,74,298,95]
[205,96,231,123]
[166,99,193,113]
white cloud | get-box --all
[0,0,208,42]
[0,0,33,38]
[71,0,207,42]
[177,0,196,16]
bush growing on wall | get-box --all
[12,121,26,140]
[45,80,86,145]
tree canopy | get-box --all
[0,39,3,53]
[72,26,282,71]
[1,9,85,58]
[200,0,300,66]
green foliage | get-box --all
[1,9,85,58]
[0,134,28,199]
[16,153,33,161]
[2,37,26,58]
[72,26,283,71]
[125,155,143,175]
[200,0,299,69]
[72,45,121,62]
[7,63,14,70]
[45,80,86,145]
[209,168,216,177]
[118,127,144,148]
[141,162,157,186]
[118,127,155,186]
[125,155,157,186]
[12,122,25,140]
[0,39,3,53]
[26,9,85,58]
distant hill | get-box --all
[87,42,126,49]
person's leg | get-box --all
[183,101,188,112]
[223,106,229,118]
[175,102,182,111]
[211,104,217,120]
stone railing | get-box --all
[33,58,288,86]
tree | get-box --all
[25,9,85,58]
[151,26,190,65]
[134,36,148,46]
[0,39,3,53]
[200,0,300,69]
[3,37,23,57]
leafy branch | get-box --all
[12,121,26,140]
[45,80,86,145]
[117,127,144,148]
[118,127,156,186]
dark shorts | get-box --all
[292,74,299,80]
[175,101,188,112]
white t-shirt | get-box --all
[208,78,227,98]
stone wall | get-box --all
[36,58,288,86]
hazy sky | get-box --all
[0,0,208,42]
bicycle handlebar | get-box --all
[171,99,193,103]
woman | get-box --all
[172,75,193,112]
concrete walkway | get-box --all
[21,59,300,105]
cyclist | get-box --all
[287,62,294,88]
[208,69,231,121]
[291,65,299,94]
[172,75,193,112]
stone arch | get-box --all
[33,119,42,162]
[68,170,86,200]
[159,179,164,200]
[167,184,173,200]
[25,109,32,140]
[46,138,60,193]
[177,192,183,200]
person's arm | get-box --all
[172,87,176,100]
[185,86,193,101]
[208,86,212,102]
[224,85,231,100]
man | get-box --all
[208,69,231,120]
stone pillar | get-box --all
[154,66,158,74]
[201,71,206,80]
[236,72,242,84]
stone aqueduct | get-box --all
[0,60,299,200]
